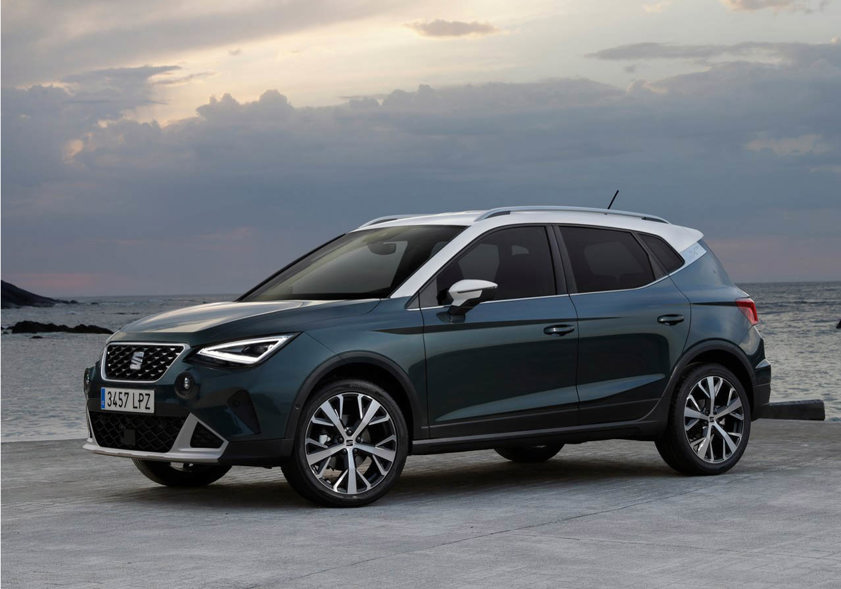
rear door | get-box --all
[420,225,579,438]
[556,226,690,424]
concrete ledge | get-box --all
[763,399,826,421]
[2,420,840,587]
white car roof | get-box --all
[354,206,702,253]
[367,206,705,299]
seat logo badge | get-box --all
[130,351,145,371]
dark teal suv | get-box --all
[83,206,772,506]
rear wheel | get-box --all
[281,379,408,507]
[494,444,564,463]
[132,459,231,487]
[656,364,751,475]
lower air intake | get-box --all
[190,423,224,449]
[90,413,186,453]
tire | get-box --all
[656,363,751,476]
[132,459,231,487]
[281,379,409,507]
[494,444,564,463]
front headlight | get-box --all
[197,334,297,365]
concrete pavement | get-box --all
[2,420,840,588]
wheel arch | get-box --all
[668,340,757,416]
[284,352,422,442]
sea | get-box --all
[1,282,839,442]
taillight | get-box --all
[736,298,758,325]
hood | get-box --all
[118,299,379,338]
[121,301,309,333]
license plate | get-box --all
[100,387,155,414]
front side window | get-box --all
[420,226,556,306]
[560,226,655,293]
[242,225,463,301]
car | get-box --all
[83,205,772,506]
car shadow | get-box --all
[108,453,678,511]
[392,455,676,496]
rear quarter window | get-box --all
[639,233,684,274]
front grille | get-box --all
[104,343,185,382]
[190,423,224,448]
[90,412,186,453]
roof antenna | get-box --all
[607,189,620,210]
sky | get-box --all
[2,0,840,296]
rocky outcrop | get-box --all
[8,321,112,335]
[1,281,74,308]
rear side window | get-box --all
[639,233,684,274]
[420,226,556,306]
[560,227,655,293]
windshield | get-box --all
[241,225,464,301]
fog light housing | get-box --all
[83,367,94,396]
[175,372,198,399]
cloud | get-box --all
[3,42,841,294]
[153,71,215,86]
[587,40,841,65]
[406,19,500,38]
[719,0,829,12]
[745,134,832,156]
[1,0,394,86]
[61,65,181,115]
[642,1,672,14]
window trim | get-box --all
[414,224,564,309]
[554,224,665,296]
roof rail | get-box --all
[475,206,669,224]
[357,214,418,229]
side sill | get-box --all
[411,420,661,455]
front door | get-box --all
[420,225,579,438]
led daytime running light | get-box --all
[197,335,295,365]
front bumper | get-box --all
[84,389,297,466]
[83,339,318,465]
[84,412,228,463]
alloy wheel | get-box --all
[303,392,398,495]
[683,375,745,464]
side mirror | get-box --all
[447,279,497,314]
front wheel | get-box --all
[132,459,231,487]
[281,379,409,507]
[656,364,751,476]
[494,444,564,463]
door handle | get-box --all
[544,324,575,336]
[658,314,685,326]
